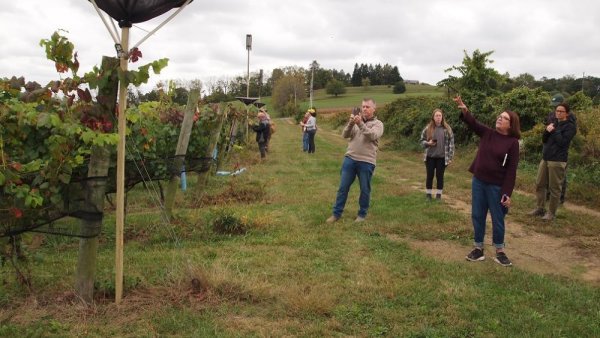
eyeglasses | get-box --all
[497,114,511,122]
[555,109,567,113]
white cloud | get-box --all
[2,0,599,91]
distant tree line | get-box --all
[350,63,403,87]
[133,56,600,109]
[133,61,408,105]
[501,73,600,105]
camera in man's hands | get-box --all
[352,107,361,116]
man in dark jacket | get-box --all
[529,103,577,220]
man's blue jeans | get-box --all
[332,156,375,218]
[471,177,506,249]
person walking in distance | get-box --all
[304,109,317,153]
[326,98,384,223]
[300,110,312,152]
[420,108,455,200]
[455,96,521,267]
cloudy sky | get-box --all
[2,0,599,92]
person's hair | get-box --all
[505,110,521,139]
[362,98,376,108]
[556,103,570,114]
[426,108,453,139]
[310,111,316,117]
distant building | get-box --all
[405,80,420,85]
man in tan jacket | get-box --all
[326,98,384,223]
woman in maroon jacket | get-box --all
[454,96,521,267]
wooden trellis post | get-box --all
[164,88,201,218]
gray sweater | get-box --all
[342,117,384,165]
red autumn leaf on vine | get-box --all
[67,94,75,107]
[73,52,80,73]
[55,63,69,73]
[77,88,92,103]
[10,162,22,171]
[11,208,23,219]
[50,81,61,93]
[103,121,113,132]
[140,127,148,136]
[129,47,142,63]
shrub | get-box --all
[325,79,346,97]
[392,81,406,94]
[573,108,600,159]
[378,96,472,147]
[566,91,593,112]
[487,86,552,131]
[210,209,247,235]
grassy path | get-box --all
[314,121,600,282]
[3,117,600,336]
[192,117,600,336]
[276,117,600,282]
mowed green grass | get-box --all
[2,116,599,337]
[257,84,445,113]
[305,84,445,110]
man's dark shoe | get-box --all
[466,248,485,262]
[541,212,556,221]
[494,252,513,267]
[527,208,545,217]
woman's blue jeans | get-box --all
[302,132,309,151]
[471,177,506,249]
[332,156,375,218]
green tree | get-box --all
[566,91,593,112]
[393,80,406,94]
[437,49,506,115]
[488,86,551,131]
[513,73,536,88]
[272,73,306,116]
[361,77,371,90]
[325,79,346,97]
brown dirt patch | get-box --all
[399,196,600,285]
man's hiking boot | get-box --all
[326,215,340,223]
[527,208,545,217]
[541,212,556,221]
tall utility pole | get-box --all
[245,34,252,142]
[246,34,252,98]
[309,61,317,109]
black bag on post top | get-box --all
[92,0,192,26]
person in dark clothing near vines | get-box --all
[529,102,577,221]
[249,111,270,160]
